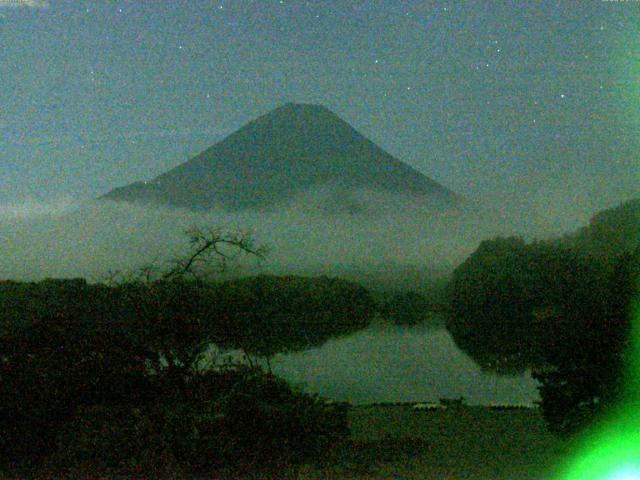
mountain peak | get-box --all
[102,104,460,211]
[252,102,345,129]
[277,102,328,111]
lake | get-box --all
[269,318,541,406]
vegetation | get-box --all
[0,227,370,478]
[2,196,637,476]
[446,237,589,373]
[532,247,638,434]
[446,198,640,434]
[379,290,432,325]
[300,404,567,480]
[211,274,375,362]
[561,198,640,259]
[0,309,350,478]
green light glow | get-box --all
[608,466,640,480]
[552,14,640,474]
[556,296,640,479]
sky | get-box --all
[0,0,638,408]
[0,0,638,222]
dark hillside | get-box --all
[102,103,460,211]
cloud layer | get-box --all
[0,186,587,284]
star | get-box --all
[560,94,565,99]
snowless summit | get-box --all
[102,103,460,211]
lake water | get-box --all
[269,319,541,406]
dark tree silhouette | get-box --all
[0,226,353,478]
[533,247,638,434]
[446,198,640,434]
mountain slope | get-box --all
[102,103,460,211]
[560,198,640,258]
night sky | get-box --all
[1,0,638,223]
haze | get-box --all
[1,1,638,222]
[0,190,543,282]
[0,0,636,409]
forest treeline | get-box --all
[0,274,375,359]
[0,273,375,478]
[447,198,640,433]
[2,197,637,475]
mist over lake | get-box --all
[1,0,638,477]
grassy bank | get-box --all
[300,405,572,479]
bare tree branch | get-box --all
[162,226,268,281]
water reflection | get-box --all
[270,319,540,405]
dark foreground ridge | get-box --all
[101,103,461,211]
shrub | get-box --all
[0,309,155,470]
[0,276,353,477]
[47,404,180,478]
[532,248,637,434]
[161,366,350,477]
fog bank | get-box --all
[0,187,604,283]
